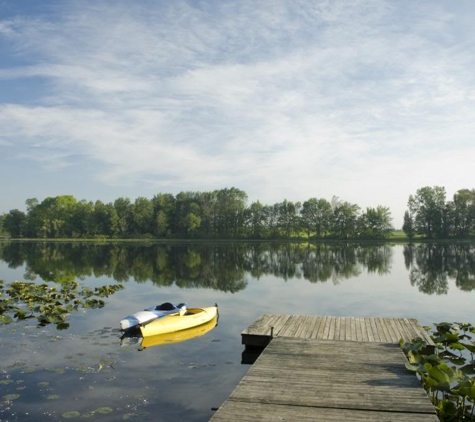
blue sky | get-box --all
[1,0,474,227]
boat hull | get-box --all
[141,315,218,348]
[120,303,186,330]
[140,306,218,337]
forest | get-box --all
[0,186,474,240]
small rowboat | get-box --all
[140,305,218,337]
[120,302,187,331]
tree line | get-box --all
[2,186,474,240]
[0,188,393,240]
[403,187,475,239]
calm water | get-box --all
[0,242,474,421]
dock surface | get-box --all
[210,315,438,421]
[242,314,435,350]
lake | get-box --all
[1,241,474,421]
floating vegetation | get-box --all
[38,381,49,387]
[93,407,113,414]
[0,279,124,329]
[47,395,60,400]
[401,321,475,421]
[0,379,14,385]
[2,394,20,401]
[62,411,81,419]
[122,412,150,420]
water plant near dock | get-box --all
[400,322,475,421]
[0,279,124,329]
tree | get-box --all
[408,186,447,238]
[70,200,94,237]
[330,198,360,238]
[245,201,267,238]
[130,197,154,235]
[301,198,332,238]
[3,209,27,238]
[402,211,415,240]
[0,214,5,237]
[113,197,131,236]
[152,193,176,237]
[452,189,475,238]
[358,206,392,239]
[215,188,248,237]
[198,191,218,236]
[92,201,119,237]
[27,195,78,238]
[276,200,301,237]
[176,191,202,237]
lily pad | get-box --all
[47,395,60,400]
[123,412,149,420]
[62,411,81,419]
[0,379,14,385]
[93,407,113,414]
[38,381,49,387]
[3,394,20,401]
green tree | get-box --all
[92,201,119,237]
[198,191,218,236]
[245,201,268,238]
[113,197,131,236]
[330,197,360,238]
[402,210,415,240]
[276,200,301,237]
[152,193,176,237]
[358,206,392,239]
[130,197,154,235]
[301,198,332,238]
[408,186,447,238]
[452,189,475,238]
[3,209,27,238]
[70,200,94,237]
[176,192,202,237]
[215,188,248,237]
[27,196,78,238]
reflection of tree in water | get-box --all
[404,243,475,294]
[0,242,394,292]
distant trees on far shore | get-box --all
[3,186,473,240]
[0,188,393,240]
[403,187,475,239]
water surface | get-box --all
[0,242,474,421]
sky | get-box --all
[1,0,474,228]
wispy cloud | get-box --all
[0,0,474,223]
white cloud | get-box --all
[0,0,474,225]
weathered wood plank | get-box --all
[242,315,434,349]
[211,337,437,421]
[211,401,439,421]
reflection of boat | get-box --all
[141,315,218,349]
[140,305,218,337]
[120,302,187,330]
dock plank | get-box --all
[211,337,438,421]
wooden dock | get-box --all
[242,314,435,351]
[210,315,438,421]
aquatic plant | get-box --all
[0,279,124,329]
[400,322,475,421]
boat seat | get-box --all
[155,302,175,311]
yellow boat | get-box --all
[141,315,218,348]
[140,305,218,337]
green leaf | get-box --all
[405,362,422,372]
[62,411,81,419]
[448,342,465,351]
[93,407,113,415]
[436,399,458,415]
[3,394,20,401]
